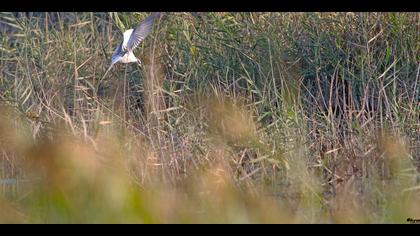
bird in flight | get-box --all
[102,12,161,79]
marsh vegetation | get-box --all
[0,12,419,223]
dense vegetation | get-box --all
[0,12,419,223]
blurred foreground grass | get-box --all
[0,12,419,223]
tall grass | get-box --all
[0,12,419,223]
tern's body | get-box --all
[119,50,138,63]
[118,29,138,63]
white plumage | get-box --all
[102,12,161,79]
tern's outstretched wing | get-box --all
[126,12,161,52]
[111,42,123,64]
[102,42,123,80]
